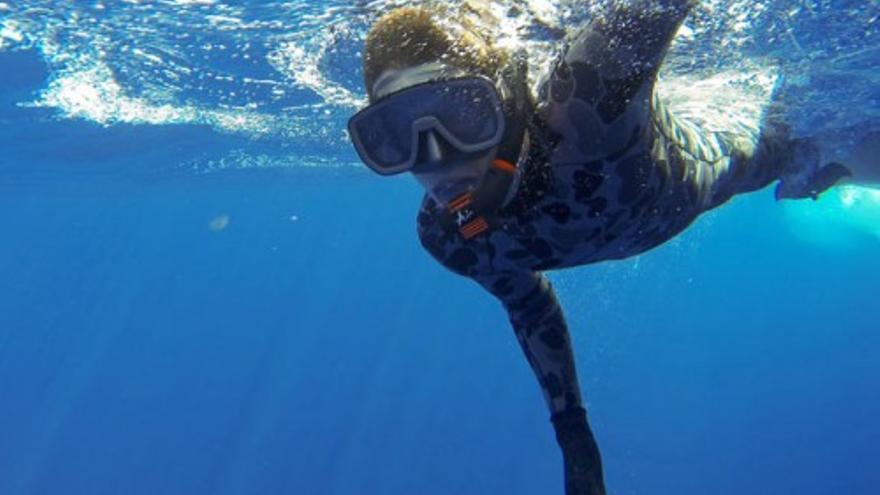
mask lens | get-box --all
[350,102,417,173]
[433,82,503,145]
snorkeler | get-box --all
[347,1,858,494]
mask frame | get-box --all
[348,76,507,176]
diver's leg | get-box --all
[652,95,850,210]
[773,136,852,200]
[705,124,851,205]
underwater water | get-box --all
[1,1,878,494]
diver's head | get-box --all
[362,7,504,102]
[349,7,529,209]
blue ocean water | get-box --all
[1,1,878,494]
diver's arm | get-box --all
[473,270,561,329]
[417,213,603,489]
[474,268,607,489]
[473,270,583,414]
[472,268,606,492]
[578,0,695,82]
[416,198,580,412]
[537,1,695,158]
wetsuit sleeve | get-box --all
[537,0,695,159]
[473,270,584,413]
[416,202,582,413]
[568,0,695,85]
[472,270,562,329]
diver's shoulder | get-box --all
[416,196,502,279]
[416,197,465,272]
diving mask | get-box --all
[348,71,507,177]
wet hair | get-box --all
[363,6,508,100]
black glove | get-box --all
[551,407,606,495]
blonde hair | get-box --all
[363,6,508,98]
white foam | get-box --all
[131,47,164,66]
[0,19,24,47]
[206,15,243,29]
[170,0,216,6]
[658,64,780,136]
[186,148,361,174]
[31,60,284,137]
[269,29,366,110]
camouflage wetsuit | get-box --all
[416,0,799,415]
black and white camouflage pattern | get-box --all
[417,0,799,414]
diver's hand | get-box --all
[552,407,606,495]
